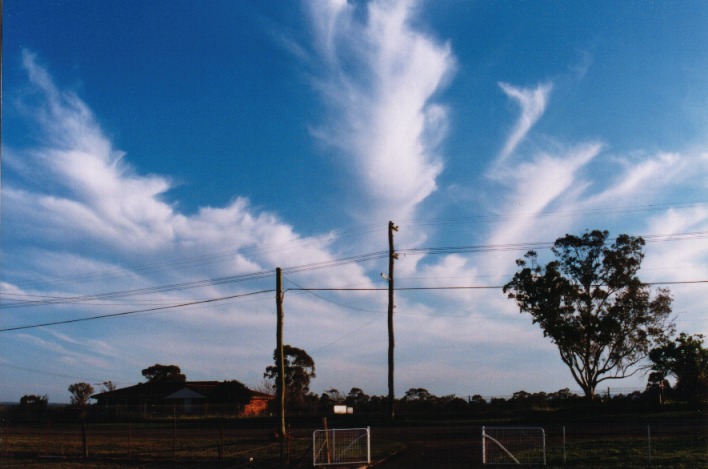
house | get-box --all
[92,380,272,418]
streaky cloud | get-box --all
[4,51,374,304]
[582,152,686,207]
[490,143,601,243]
[307,0,455,226]
[494,81,553,168]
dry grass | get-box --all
[1,410,705,467]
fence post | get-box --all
[81,419,88,458]
[172,406,177,459]
[367,427,371,464]
[3,418,8,453]
[562,426,566,465]
[482,426,486,464]
[323,417,331,464]
[43,420,49,455]
[218,418,224,463]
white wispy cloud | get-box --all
[5,51,372,290]
[16,333,110,371]
[494,81,553,167]
[484,141,602,280]
[582,152,687,207]
[307,0,455,226]
[6,52,176,252]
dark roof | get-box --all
[167,388,208,400]
[92,380,269,401]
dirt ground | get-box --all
[371,425,481,468]
[2,411,704,468]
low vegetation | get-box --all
[1,392,704,467]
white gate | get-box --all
[313,427,371,466]
[482,426,546,465]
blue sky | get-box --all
[2,0,707,404]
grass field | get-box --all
[1,408,705,467]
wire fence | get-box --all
[482,426,546,465]
[544,421,704,467]
[313,427,370,466]
[0,420,314,467]
[1,417,704,467]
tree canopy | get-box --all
[68,382,95,407]
[264,345,315,410]
[101,381,117,392]
[346,387,370,407]
[649,332,708,401]
[404,388,434,401]
[503,230,673,400]
[321,388,345,404]
[20,394,48,409]
[209,380,253,406]
[141,364,186,383]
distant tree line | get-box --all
[3,336,705,425]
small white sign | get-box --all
[333,405,354,414]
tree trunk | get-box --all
[580,383,595,401]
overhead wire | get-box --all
[0,251,389,309]
[283,277,389,354]
[4,276,699,332]
[1,225,705,332]
[4,223,386,292]
[284,277,383,314]
[0,289,275,332]
[0,362,132,386]
[5,229,706,309]
[0,270,275,308]
[4,201,705,295]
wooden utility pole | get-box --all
[387,221,398,420]
[275,267,286,466]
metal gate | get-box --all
[313,427,370,466]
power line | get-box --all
[2,228,705,333]
[311,314,385,354]
[0,270,275,308]
[284,278,382,314]
[6,229,705,308]
[0,289,274,332]
[2,275,705,333]
[0,362,132,386]
[2,279,705,334]
[0,252,388,309]
[4,200,705,298]
[3,224,387,292]
[397,231,708,257]
[288,280,708,292]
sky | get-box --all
[1,0,707,404]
